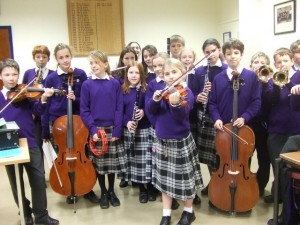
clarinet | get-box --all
[129,85,141,156]
[200,58,211,128]
[167,38,170,56]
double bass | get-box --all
[208,71,259,213]
[49,68,96,209]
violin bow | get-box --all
[0,77,37,114]
[111,66,127,73]
[161,48,217,95]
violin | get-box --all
[159,50,217,107]
[7,84,66,102]
[162,84,188,107]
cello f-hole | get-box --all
[240,164,250,180]
[57,152,66,165]
[217,163,229,178]
[76,151,87,163]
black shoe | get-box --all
[159,216,171,225]
[264,195,274,203]
[148,191,157,201]
[84,190,100,203]
[139,192,148,203]
[66,195,77,204]
[267,215,284,225]
[100,193,109,209]
[177,211,196,225]
[171,198,180,210]
[109,191,120,207]
[201,185,208,196]
[119,179,128,188]
[264,195,283,204]
[193,194,201,205]
[35,216,59,225]
[24,216,33,225]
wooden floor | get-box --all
[0,152,276,225]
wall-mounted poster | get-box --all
[274,0,296,35]
[0,26,14,60]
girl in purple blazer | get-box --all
[41,43,90,204]
[122,61,156,203]
[148,58,203,225]
[80,50,127,209]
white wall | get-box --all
[0,0,233,79]
[1,0,298,80]
[239,0,300,67]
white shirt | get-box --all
[227,66,243,80]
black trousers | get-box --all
[268,134,292,175]
[5,147,48,220]
[250,121,270,192]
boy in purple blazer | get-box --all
[0,59,58,225]
[208,39,261,131]
[22,45,54,158]
[263,47,300,204]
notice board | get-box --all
[66,0,124,56]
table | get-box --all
[273,152,300,225]
[0,138,30,225]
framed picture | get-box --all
[223,32,231,43]
[274,0,296,35]
[0,26,14,60]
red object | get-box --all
[89,129,108,156]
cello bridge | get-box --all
[66,157,77,161]
[228,170,240,175]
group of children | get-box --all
[1,36,300,225]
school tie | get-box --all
[232,70,240,78]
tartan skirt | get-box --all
[88,126,127,175]
[190,122,198,148]
[152,133,203,200]
[197,109,217,168]
[123,127,152,183]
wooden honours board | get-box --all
[67,0,124,56]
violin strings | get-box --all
[0,77,36,114]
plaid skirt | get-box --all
[88,126,127,175]
[152,133,203,200]
[190,122,198,148]
[197,109,218,168]
[148,126,156,165]
[123,127,152,183]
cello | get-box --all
[49,68,96,209]
[208,71,259,213]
